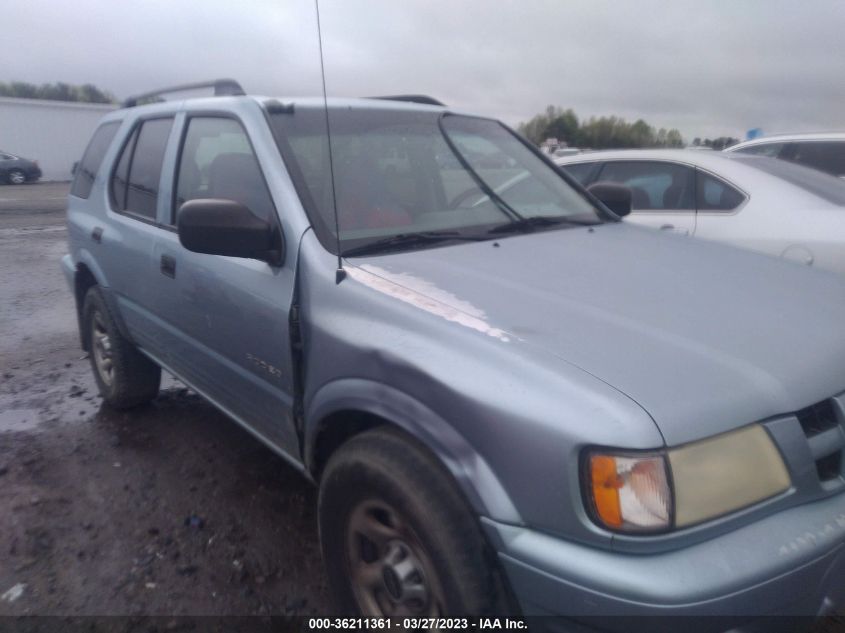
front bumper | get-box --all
[483,491,845,626]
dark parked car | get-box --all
[0,150,42,184]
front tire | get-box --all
[82,286,161,409]
[319,427,514,617]
[7,169,26,185]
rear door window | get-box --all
[174,117,275,224]
[110,118,174,220]
[596,161,695,212]
[71,121,120,199]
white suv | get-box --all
[726,132,845,178]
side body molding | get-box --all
[305,378,523,525]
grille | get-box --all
[816,452,842,482]
[796,400,838,437]
[797,397,844,485]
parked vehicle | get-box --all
[556,149,845,275]
[726,132,845,178]
[0,150,42,184]
[63,81,845,626]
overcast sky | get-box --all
[7,0,845,140]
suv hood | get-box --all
[347,223,845,446]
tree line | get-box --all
[0,81,116,104]
[518,105,686,149]
[692,137,740,150]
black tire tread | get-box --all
[82,286,161,409]
[319,426,515,616]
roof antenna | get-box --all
[315,0,345,284]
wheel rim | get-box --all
[91,310,114,387]
[9,171,24,184]
[345,499,447,617]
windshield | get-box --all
[269,106,603,255]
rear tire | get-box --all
[82,286,161,409]
[7,169,25,185]
[319,427,515,617]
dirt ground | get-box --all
[0,182,330,618]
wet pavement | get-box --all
[0,183,329,616]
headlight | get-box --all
[584,425,791,533]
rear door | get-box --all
[594,160,696,234]
[100,116,176,351]
[151,113,300,459]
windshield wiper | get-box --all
[341,230,489,257]
[486,215,598,235]
[437,114,524,223]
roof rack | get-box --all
[368,95,446,107]
[122,79,245,108]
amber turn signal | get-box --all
[589,455,623,528]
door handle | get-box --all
[91,226,103,243]
[160,254,176,278]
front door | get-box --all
[152,115,300,459]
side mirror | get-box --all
[587,181,632,218]
[178,198,284,265]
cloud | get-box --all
[7,0,845,140]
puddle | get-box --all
[0,226,66,238]
[0,408,41,432]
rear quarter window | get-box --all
[70,121,121,199]
[696,171,745,211]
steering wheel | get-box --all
[448,187,485,209]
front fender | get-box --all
[305,378,522,525]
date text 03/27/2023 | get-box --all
[307,618,528,630]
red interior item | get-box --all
[365,207,412,228]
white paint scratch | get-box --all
[1,583,25,603]
[347,265,510,342]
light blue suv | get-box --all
[63,80,845,627]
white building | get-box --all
[0,97,117,181]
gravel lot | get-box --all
[0,182,330,618]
